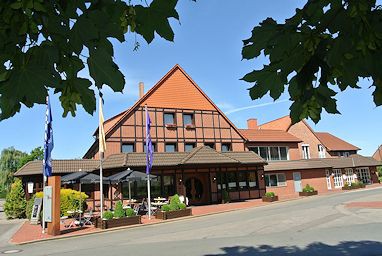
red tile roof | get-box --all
[239,129,302,142]
[315,132,360,151]
[372,145,382,161]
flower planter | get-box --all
[342,183,366,190]
[95,215,141,229]
[262,195,279,202]
[155,208,192,220]
[299,191,318,196]
[165,124,177,129]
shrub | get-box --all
[0,186,6,199]
[26,194,36,220]
[114,201,125,218]
[302,184,315,193]
[179,203,186,210]
[161,204,171,212]
[222,189,230,203]
[4,179,26,219]
[264,192,276,198]
[103,211,113,220]
[33,188,88,216]
[169,194,180,211]
[126,208,136,217]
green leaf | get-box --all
[88,46,125,91]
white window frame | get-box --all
[249,146,289,161]
[325,169,332,189]
[333,169,344,188]
[302,144,310,159]
[265,173,287,187]
[318,144,326,158]
[355,167,371,184]
[345,168,355,185]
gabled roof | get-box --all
[180,146,239,165]
[239,129,302,143]
[315,132,360,151]
[84,65,247,158]
[372,145,382,161]
[14,159,99,176]
[258,115,292,131]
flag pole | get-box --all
[145,105,152,220]
[98,94,107,219]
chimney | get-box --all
[247,118,258,130]
[139,82,144,98]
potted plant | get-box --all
[221,189,230,204]
[342,181,365,190]
[299,184,318,196]
[155,194,192,220]
[262,192,278,202]
[95,201,141,229]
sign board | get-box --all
[27,182,34,194]
[30,197,42,225]
[43,186,52,223]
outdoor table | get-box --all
[151,202,167,208]
[66,210,83,228]
[123,205,131,209]
[154,197,167,202]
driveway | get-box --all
[1,187,382,255]
[0,199,24,248]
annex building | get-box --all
[15,65,381,207]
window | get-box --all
[226,172,238,192]
[333,169,343,188]
[265,173,286,187]
[318,144,326,158]
[121,143,134,153]
[237,172,247,190]
[144,143,156,152]
[185,143,195,152]
[183,114,194,126]
[164,113,175,125]
[248,172,257,188]
[302,145,310,159]
[355,167,371,184]
[249,146,288,161]
[221,143,231,152]
[163,175,175,197]
[204,143,215,149]
[337,151,350,157]
[165,143,176,152]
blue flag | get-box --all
[145,106,153,175]
[43,96,54,177]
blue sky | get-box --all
[0,0,381,158]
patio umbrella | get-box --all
[108,168,157,202]
[61,171,88,185]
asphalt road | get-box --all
[1,188,382,256]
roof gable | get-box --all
[315,132,360,151]
[372,145,382,161]
[259,116,291,131]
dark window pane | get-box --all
[185,144,195,152]
[82,184,94,198]
[122,144,134,153]
[226,172,237,192]
[269,174,278,187]
[150,178,161,198]
[248,172,257,188]
[163,175,175,197]
[280,147,288,160]
[238,172,247,190]
[183,114,193,126]
[221,143,231,152]
[144,143,156,152]
[122,182,132,199]
[204,143,215,149]
[265,175,270,187]
[134,180,147,199]
[164,113,175,124]
[165,143,176,152]
[259,147,268,160]
[270,147,279,161]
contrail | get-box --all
[225,99,289,114]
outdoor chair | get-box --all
[83,210,94,226]
[143,201,157,216]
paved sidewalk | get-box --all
[9,184,382,245]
